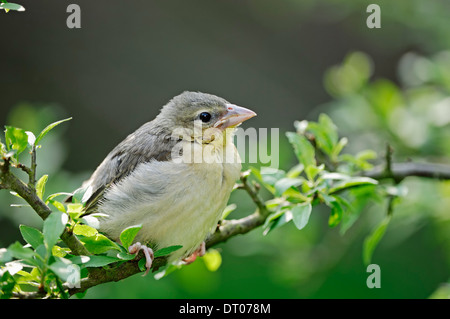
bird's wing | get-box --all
[81,124,178,214]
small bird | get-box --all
[78,91,256,273]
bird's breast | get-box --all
[97,142,241,261]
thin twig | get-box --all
[364,162,450,181]
[29,145,37,188]
[239,170,268,216]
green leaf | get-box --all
[19,225,44,250]
[119,224,143,250]
[154,263,183,280]
[138,258,147,272]
[0,248,13,263]
[79,234,120,254]
[263,207,293,235]
[35,117,72,146]
[0,141,6,156]
[73,224,98,237]
[45,192,72,203]
[328,197,345,227]
[69,255,119,268]
[71,185,90,205]
[286,132,316,168]
[291,203,312,230]
[260,167,286,187]
[0,2,25,11]
[7,242,35,261]
[305,164,325,181]
[286,163,304,178]
[52,245,69,258]
[35,175,48,200]
[4,126,29,159]
[331,137,348,159]
[43,212,68,250]
[48,199,66,213]
[363,215,392,265]
[202,249,222,272]
[116,251,136,261]
[306,114,338,156]
[67,203,84,220]
[339,185,376,235]
[154,245,183,258]
[221,203,237,220]
[329,176,378,194]
[274,177,304,197]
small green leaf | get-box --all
[73,224,98,237]
[329,177,378,194]
[0,2,25,11]
[79,233,120,254]
[52,245,69,257]
[67,203,84,220]
[119,224,143,250]
[221,203,237,220]
[0,248,13,263]
[7,242,35,261]
[138,257,147,272]
[328,200,344,227]
[43,211,68,250]
[154,245,183,258]
[45,192,72,203]
[19,225,44,250]
[286,163,304,178]
[116,251,136,261]
[291,203,312,230]
[4,126,29,159]
[260,167,286,187]
[331,137,348,159]
[154,263,183,280]
[305,164,325,181]
[35,175,48,200]
[306,114,338,157]
[35,117,72,146]
[0,141,6,156]
[274,177,304,197]
[286,132,316,168]
[48,199,66,213]
[202,249,222,272]
[85,256,119,267]
[71,185,91,205]
[363,215,392,265]
[263,207,293,235]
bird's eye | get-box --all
[199,112,212,123]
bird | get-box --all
[77,91,256,273]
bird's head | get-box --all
[155,91,256,143]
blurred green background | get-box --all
[1,0,450,298]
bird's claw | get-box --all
[182,241,206,264]
[128,242,154,276]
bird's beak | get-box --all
[214,104,257,129]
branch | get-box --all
[364,162,450,181]
[0,157,90,256]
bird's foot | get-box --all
[182,241,206,264]
[128,242,154,275]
